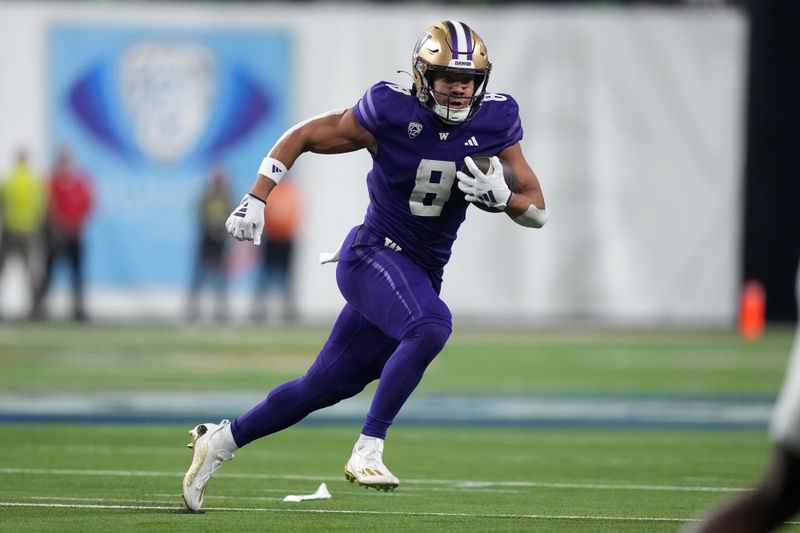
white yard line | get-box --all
[0,501,707,523]
[28,495,285,503]
[0,467,747,493]
[8,498,800,526]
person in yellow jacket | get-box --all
[0,148,45,318]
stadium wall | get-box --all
[0,2,746,326]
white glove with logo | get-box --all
[226,193,266,245]
[456,156,512,211]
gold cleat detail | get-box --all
[186,424,208,449]
[344,467,397,492]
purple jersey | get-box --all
[353,81,523,271]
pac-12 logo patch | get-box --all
[407,121,423,139]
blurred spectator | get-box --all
[252,179,301,323]
[187,167,232,321]
[31,147,93,321]
[0,148,45,319]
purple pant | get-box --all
[231,225,452,446]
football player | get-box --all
[686,265,800,532]
[182,20,548,512]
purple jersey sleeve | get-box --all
[480,93,523,150]
[353,82,417,137]
[353,85,383,134]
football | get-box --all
[460,156,518,213]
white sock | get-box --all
[215,423,239,453]
[356,434,384,452]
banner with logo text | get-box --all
[49,26,290,288]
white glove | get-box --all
[226,193,265,245]
[456,156,512,211]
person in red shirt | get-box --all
[32,147,93,321]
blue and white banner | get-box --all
[49,26,291,287]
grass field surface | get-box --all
[1,324,798,531]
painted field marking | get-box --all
[0,391,775,428]
[0,467,747,493]
[6,499,800,526]
[28,495,285,503]
[0,501,706,523]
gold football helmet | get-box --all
[412,21,492,124]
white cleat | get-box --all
[182,419,235,512]
[344,434,399,492]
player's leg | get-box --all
[209,243,228,322]
[31,232,56,320]
[181,418,237,512]
[0,232,12,320]
[182,303,396,511]
[186,241,208,321]
[686,446,800,533]
[336,226,452,490]
[687,312,800,532]
[272,240,297,322]
[66,236,86,321]
[16,234,38,312]
[251,242,270,321]
[0,230,8,279]
[231,303,397,446]
[343,318,450,492]
[360,319,450,437]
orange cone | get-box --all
[739,280,766,341]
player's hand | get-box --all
[456,156,512,211]
[226,193,265,245]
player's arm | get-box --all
[227,108,376,244]
[498,143,545,215]
[498,143,548,228]
[249,108,377,201]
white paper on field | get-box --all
[283,482,332,502]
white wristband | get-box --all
[258,156,288,185]
[513,204,548,228]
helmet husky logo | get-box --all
[411,21,492,125]
[407,121,423,139]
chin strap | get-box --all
[432,102,470,123]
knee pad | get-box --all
[302,360,370,403]
[402,321,452,367]
[418,321,452,352]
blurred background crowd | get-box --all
[0,0,796,329]
[0,148,301,323]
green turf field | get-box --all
[1,324,798,531]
